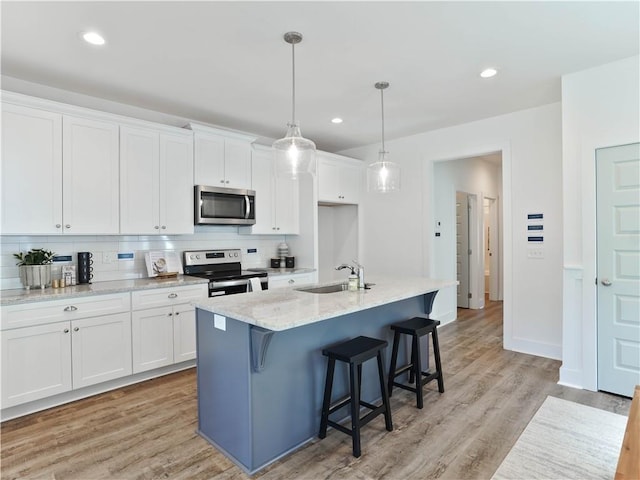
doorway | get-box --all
[456,191,473,308]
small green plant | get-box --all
[14,248,55,266]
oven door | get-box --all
[209,278,251,297]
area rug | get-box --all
[491,395,627,479]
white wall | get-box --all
[342,102,563,360]
[0,229,288,290]
[560,55,640,390]
[433,156,502,311]
[318,205,359,282]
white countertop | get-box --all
[193,276,456,331]
[0,275,209,306]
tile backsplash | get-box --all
[0,227,288,290]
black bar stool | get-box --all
[388,317,444,409]
[318,336,393,458]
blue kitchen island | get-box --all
[192,276,455,474]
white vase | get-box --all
[19,264,52,290]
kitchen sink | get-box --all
[296,284,347,294]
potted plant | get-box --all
[14,248,55,290]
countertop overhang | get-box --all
[193,276,457,331]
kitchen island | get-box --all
[193,276,455,474]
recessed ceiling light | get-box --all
[480,68,498,78]
[331,118,343,124]
[82,31,105,46]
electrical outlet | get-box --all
[527,248,544,259]
[102,252,117,264]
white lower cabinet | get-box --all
[269,272,315,289]
[0,295,132,409]
[131,285,207,373]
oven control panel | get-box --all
[183,249,241,266]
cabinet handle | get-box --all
[276,227,280,230]
[56,224,61,229]
[161,226,166,230]
[73,327,79,332]
[175,311,180,316]
[65,224,71,229]
[288,279,295,284]
[226,180,230,184]
[168,293,178,299]
[220,180,225,184]
[63,328,69,333]
[154,225,160,229]
[168,312,173,316]
[64,305,78,312]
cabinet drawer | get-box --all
[269,273,315,289]
[131,284,208,310]
[1,293,130,330]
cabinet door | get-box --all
[71,312,132,389]
[247,151,276,234]
[318,157,362,204]
[274,176,299,234]
[224,138,252,189]
[1,103,63,234]
[63,115,119,234]
[1,322,72,408]
[120,125,160,234]
[131,306,174,373]
[194,132,225,186]
[173,304,196,362]
[339,164,362,204]
[159,133,194,234]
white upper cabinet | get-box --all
[317,153,363,205]
[240,147,299,235]
[1,103,63,234]
[190,123,256,189]
[63,115,120,234]
[120,125,193,234]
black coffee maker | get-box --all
[77,252,94,284]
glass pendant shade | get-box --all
[367,150,400,193]
[367,81,400,193]
[273,123,316,179]
[273,31,316,179]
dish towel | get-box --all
[249,277,262,292]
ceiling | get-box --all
[2,1,638,153]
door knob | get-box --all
[601,279,612,286]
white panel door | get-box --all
[1,103,63,234]
[456,191,470,308]
[159,132,194,234]
[71,313,132,389]
[597,143,640,397]
[1,322,72,408]
[63,115,119,234]
[131,307,174,373]
[173,305,197,362]
[120,125,160,234]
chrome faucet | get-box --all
[335,262,366,289]
[335,264,356,275]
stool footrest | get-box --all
[391,364,413,378]
[328,395,352,414]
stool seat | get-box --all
[388,316,444,409]
[319,335,393,458]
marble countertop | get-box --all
[0,275,209,306]
[193,276,456,332]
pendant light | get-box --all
[273,31,316,179]
[367,81,400,193]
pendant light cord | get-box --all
[380,87,386,153]
[291,42,296,126]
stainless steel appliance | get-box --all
[183,249,267,297]
[194,185,256,225]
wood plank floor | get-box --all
[1,300,631,479]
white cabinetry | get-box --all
[1,103,62,234]
[62,115,120,234]
[240,147,299,235]
[318,154,363,205]
[0,293,131,408]
[190,123,256,189]
[131,284,207,373]
[120,125,194,234]
[268,272,315,289]
[0,102,120,235]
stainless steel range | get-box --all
[183,249,268,297]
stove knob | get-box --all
[234,252,239,257]
[196,255,201,260]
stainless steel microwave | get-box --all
[194,185,256,225]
